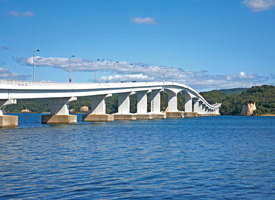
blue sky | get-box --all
[0,0,275,91]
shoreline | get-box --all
[6,112,275,116]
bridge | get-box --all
[0,80,221,128]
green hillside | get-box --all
[219,88,248,96]
[202,85,275,115]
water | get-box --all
[0,114,274,199]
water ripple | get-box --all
[0,116,274,199]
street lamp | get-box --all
[69,55,75,83]
[150,66,155,81]
[142,65,147,81]
[113,61,118,82]
[33,49,40,81]
[129,63,133,82]
[94,59,100,83]
[158,67,163,81]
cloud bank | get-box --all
[1,46,9,51]
[16,56,273,90]
[131,17,158,25]
[0,67,29,80]
[8,11,35,17]
[243,0,275,12]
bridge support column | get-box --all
[191,99,204,117]
[136,91,152,119]
[167,91,178,112]
[114,93,136,120]
[183,99,199,118]
[208,108,214,116]
[83,95,114,122]
[166,91,184,118]
[205,107,209,116]
[42,97,77,124]
[151,90,166,119]
[0,99,18,128]
[208,108,220,116]
[185,95,193,113]
[214,108,220,115]
[181,91,199,117]
[193,100,201,113]
[200,104,206,115]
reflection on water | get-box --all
[0,115,274,199]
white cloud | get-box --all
[243,0,275,12]
[16,56,273,90]
[8,11,35,17]
[8,11,20,16]
[1,46,9,51]
[0,67,29,80]
[131,17,158,25]
[22,12,35,17]
[99,74,149,82]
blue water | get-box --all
[0,114,274,199]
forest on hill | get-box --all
[201,85,275,115]
[5,85,275,115]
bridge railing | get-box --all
[0,79,94,86]
[0,79,160,87]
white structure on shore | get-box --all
[0,80,221,127]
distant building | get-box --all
[21,109,31,113]
[80,106,89,112]
[70,108,75,113]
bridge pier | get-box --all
[113,92,136,120]
[0,99,18,128]
[182,92,199,118]
[82,95,114,122]
[214,108,220,115]
[200,104,206,115]
[151,89,166,119]
[136,91,152,119]
[182,99,200,117]
[42,97,77,124]
[193,99,201,113]
[166,91,184,118]
[185,94,193,113]
[199,106,210,116]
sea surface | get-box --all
[0,114,274,199]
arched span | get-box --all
[163,82,221,111]
[0,80,221,112]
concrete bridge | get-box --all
[0,80,221,128]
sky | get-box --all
[0,0,275,91]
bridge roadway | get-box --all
[0,80,221,128]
